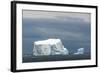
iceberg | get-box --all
[74,48,84,55]
[33,39,69,56]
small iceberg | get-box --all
[74,48,84,55]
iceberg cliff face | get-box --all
[33,39,69,56]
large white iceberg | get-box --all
[33,39,69,56]
[74,48,84,55]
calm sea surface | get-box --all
[23,54,90,63]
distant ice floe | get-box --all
[74,48,84,55]
[33,39,69,56]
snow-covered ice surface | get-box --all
[33,39,69,56]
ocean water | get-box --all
[23,54,91,63]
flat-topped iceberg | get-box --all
[33,39,69,56]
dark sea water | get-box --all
[23,54,91,63]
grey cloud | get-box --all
[23,10,91,23]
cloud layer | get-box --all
[23,10,91,23]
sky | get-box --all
[22,10,91,57]
[23,10,90,23]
